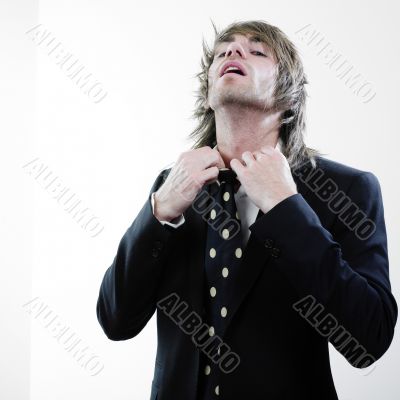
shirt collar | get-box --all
[212,141,282,196]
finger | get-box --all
[199,166,219,185]
[208,147,226,169]
[241,151,256,166]
[253,150,263,161]
[260,145,274,155]
[215,150,226,169]
[197,146,225,171]
[230,158,245,178]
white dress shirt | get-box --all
[150,144,260,247]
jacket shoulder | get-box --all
[312,155,378,188]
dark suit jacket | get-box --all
[96,155,398,400]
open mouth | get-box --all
[223,67,245,76]
[220,62,247,77]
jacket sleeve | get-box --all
[96,169,180,340]
[249,171,398,367]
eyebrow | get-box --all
[217,34,263,45]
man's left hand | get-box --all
[230,145,298,213]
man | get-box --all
[96,20,397,399]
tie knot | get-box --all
[217,168,240,193]
[218,168,238,184]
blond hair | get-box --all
[188,19,323,170]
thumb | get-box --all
[230,158,245,178]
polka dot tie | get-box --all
[197,168,243,399]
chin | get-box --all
[215,91,257,108]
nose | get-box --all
[225,42,246,58]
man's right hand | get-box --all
[153,146,226,222]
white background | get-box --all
[1,0,399,399]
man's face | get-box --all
[206,33,278,111]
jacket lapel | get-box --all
[185,190,207,316]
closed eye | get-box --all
[252,51,266,57]
[217,50,267,57]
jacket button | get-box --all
[152,248,160,258]
[264,238,274,249]
[270,247,281,258]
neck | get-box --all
[214,104,282,168]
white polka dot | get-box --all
[210,209,216,219]
[205,365,211,375]
[236,211,240,219]
[215,385,219,395]
[222,228,229,239]
[235,247,242,258]
[223,191,230,201]
[210,287,217,297]
[221,307,227,317]
[217,347,221,355]
[209,248,216,258]
[209,326,215,336]
[222,267,229,278]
